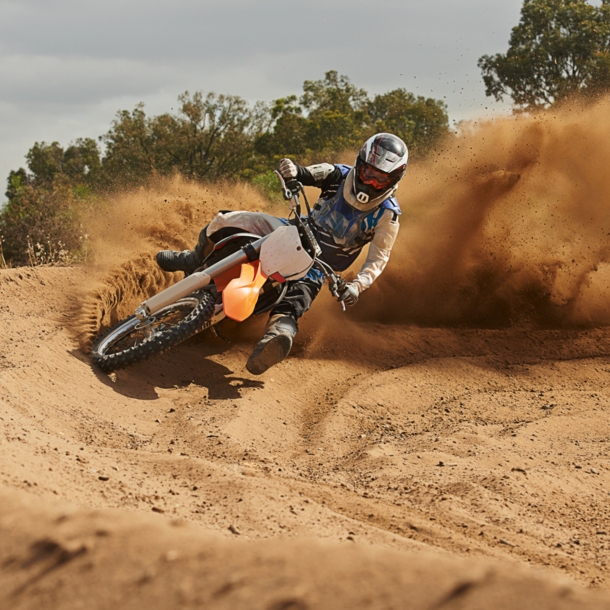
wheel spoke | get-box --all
[104,302,197,356]
[92,290,215,372]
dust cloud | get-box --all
[358,96,610,329]
[78,96,610,350]
[76,179,276,346]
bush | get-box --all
[0,174,91,266]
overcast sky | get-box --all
[0,0,524,194]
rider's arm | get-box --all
[352,209,400,293]
[295,163,344,190]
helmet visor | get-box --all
[358,163,394,191]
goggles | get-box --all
[358,163,394,190]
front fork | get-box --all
[316,262,346,312]
[329,278,347,312]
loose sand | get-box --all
[3,98,610,608]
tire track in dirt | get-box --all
[3,267,610,598]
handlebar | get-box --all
[274,170,299,204]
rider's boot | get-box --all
[156,226,214,274]
[246,314,298,375]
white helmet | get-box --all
[344,133,409,211]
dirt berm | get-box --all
[3,98,610,608]
[3,486,610,610]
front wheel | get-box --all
[92,290,215,372]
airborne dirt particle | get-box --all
[302,98,610,358]
[73,99,610,362]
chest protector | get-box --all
[310,165,401,271]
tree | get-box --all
[299,71,369,153]
[172,91,266,180]
[1,139,100,265]
[20,139,101,188]
[253,95,309,160]
[256,71,449,161]
[479,0,610,109]
[301,71,369,117]
[5,168,28,202]
[255,71,370,160]
[99,104,153,187]
[367,89,449,155]
[101,92,265,187]
[0,178,87,265]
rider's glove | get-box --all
[338,282,360,307]
[278,158,297,180]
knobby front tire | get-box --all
[91,290,215,373]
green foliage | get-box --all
[250,170,285,204]
[479,0,610,109]
[24,139,102,187]
[0,177,90,266]
[5,168,28,202]
[301,71,369,116]
[255,71,449,160]
[1,139,100,265]
[1,71,449,266]
[101,93,266,187]
[367,89,449,155]
[99,104,152,187]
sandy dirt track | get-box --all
[5,98,610,607]
[3,488,610,610]
[2,265,610,609]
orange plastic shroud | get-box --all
[222,260,268,322]
[214,265,242,292]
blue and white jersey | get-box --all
[305,164,401,272]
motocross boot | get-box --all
[156,226,214,275]
[246,314,298,375]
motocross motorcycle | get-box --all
[91,173,346,372]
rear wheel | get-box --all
[92,290,215,372]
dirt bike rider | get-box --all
[156,133,408,375]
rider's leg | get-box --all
[156,211,285,274]
[245,313,298,376]
[246,274,323,375]
[156,225,213,273]
[207,211,285,237]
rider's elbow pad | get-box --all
[305,163,335,183]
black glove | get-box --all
[338,282,360,306]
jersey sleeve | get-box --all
[295,163,345,190]
[352,209,400,293]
